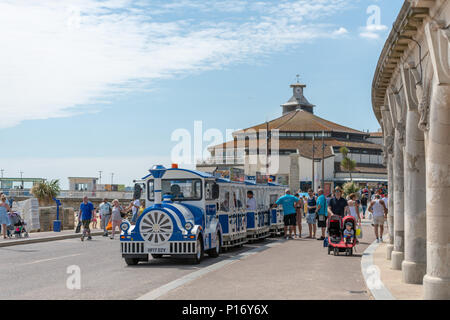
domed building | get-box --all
[197,82,387,194]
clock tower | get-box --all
[281,81,315,115]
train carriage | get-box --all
[120,165,222,265]
[120,164,288,265]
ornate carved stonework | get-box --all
[406,152,420,173]
[385,134,394,155]
[425,21,450,85]
[396,121,406,147]
[418,81,431,132]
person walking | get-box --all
[302,196,307,218]
[0,195,11,239]
[327,187,350,218]
[315,189,328,240]
[111,199,125,239]
[272,189,299,239]
[295,192,303,238]
[367,194,388,243]
[306,189,317,239]
[347,193,361,223]
[126,197,141,225]
[79,196,94,241]
[98,198,112,237]
[360,193,368,219]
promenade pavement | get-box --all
[141,221,377,300]
[0,228,104,247]
[369,239,423,299]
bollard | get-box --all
[53,198,62,232]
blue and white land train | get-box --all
[120,165,286,265]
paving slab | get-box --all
[0,229,105,247]
[372,241,423,300]
[147,223,375,300]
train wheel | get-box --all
[191,237,204,264]
[151,254,163,259]
[208,233,221,258]
[124,258,139,266]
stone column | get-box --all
[422,21,450,299]
[289,152,300,193]
[387,155,395,260]
[402,108,426,283]
[391,127,405,270]
[382,108,395,260]
[423,83,450,299]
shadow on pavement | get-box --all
[125,238,282,269]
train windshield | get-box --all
[148,179,202,201]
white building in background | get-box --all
[197,82,387,195]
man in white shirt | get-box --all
[126,198,141,224]
[98,198,112,236]
[246,191,257,211]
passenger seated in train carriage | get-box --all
[233,192,242,209]
[220,192,230,212]
[246,191,257,211]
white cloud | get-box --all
[359,24,388,40]
[0,0,351,128]
[333,27,349,36]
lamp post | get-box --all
[321,131,326,191]
[20,171,24,189]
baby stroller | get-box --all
[326,215,357,256]
[7,211,29,239]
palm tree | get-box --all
[31,180,61,206]
[339,147,356,181]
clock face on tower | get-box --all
[296,88,301,94]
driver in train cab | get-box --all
[272,189,300,240]
[246,191,257,211]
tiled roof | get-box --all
[233,110,366,135]
[335,163,387,174]
[209,138,383,160]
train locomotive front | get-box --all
[120,165,222,265]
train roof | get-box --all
[142,168,214,180]
[141,166,287,188]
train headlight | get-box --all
[185,222,193,232]
[120,221,130,233]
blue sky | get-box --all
[0,0,403,188]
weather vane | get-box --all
[296,74,300,83]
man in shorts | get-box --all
[306,189,317,239]
[272,189,300,239]
[316,189,328,240]
[79,196,95,241]
[368,194,388,243]
[98,198,112,237]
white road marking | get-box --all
[361,240,395,300]
[137,240,282,300]
[19,254,82,266]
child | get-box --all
[92,207,98,229]
[343,222,354,244]
[138,203,145,219]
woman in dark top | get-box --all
[306,189,317,238]
[360,194,368,218]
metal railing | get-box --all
[197,156,245,165]
[1,189,137,200]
